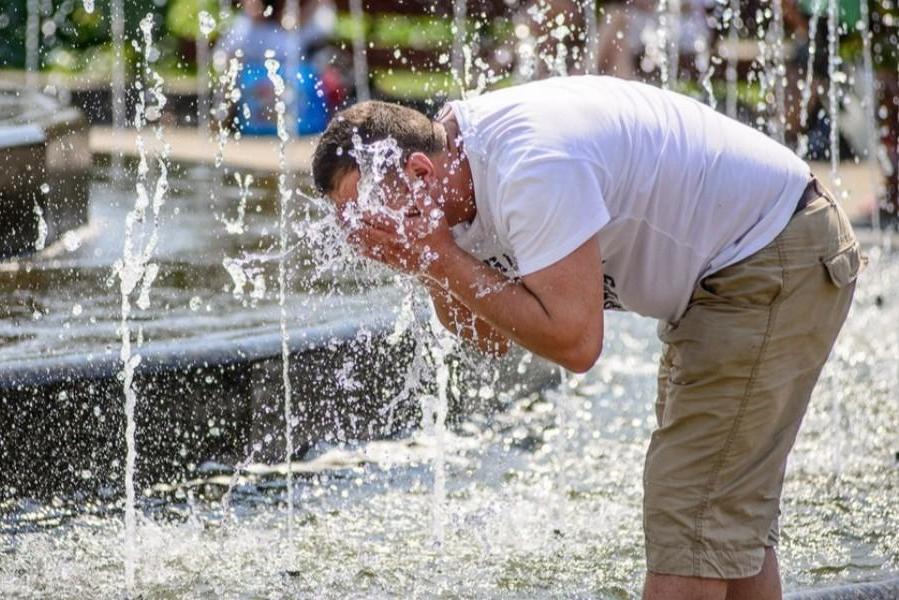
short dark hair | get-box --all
[311,101,446,195]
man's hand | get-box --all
[343,192,456,277]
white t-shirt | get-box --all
[447,76,810,322]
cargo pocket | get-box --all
[822,241,865,288]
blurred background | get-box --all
[2,0,898,222]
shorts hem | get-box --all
[645,540,768,580]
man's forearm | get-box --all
[424,243,601,372]
[420,278,510,356]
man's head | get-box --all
[312,101,452,218]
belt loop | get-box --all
[813,177,826,200]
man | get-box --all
[311,76,863,599]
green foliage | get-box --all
[333,11,368,42]
[0,1,29,68]
[871,0,899,70]
[373,70,457,99]
[0,0,164,71]
[166,0,228,40]
[369,15,452,49]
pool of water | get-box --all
[0,162,398,365]
[2,245,896,598]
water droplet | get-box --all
[83,0,94,13]
[198,11,216,37]
[33,202,47,250]
[63,231,82,252]
[72,304,83,316]
[189,296,202,311]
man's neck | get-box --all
[434,113,477,227]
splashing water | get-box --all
[33,200,47,251]
[222,172,254,235]
[114,14,170,591]
[857,0,881,231]
[82,0,94,14]
[110,0,126,177]
[264,54,296,543]
[223,256,266,302]
[797,0,823,159]
[348,0,370,101]
[221,445,262,523]
[582,0,598,74]
[422,322,454,548]
[551,367,575,533]
[198,11,216,37]
[196,12,216,130]
[656,0,671,89]
[341,135,406,229]
[665,0,681,87]
[701,56,720,111]
[724,0,741,117]
[452,0,468,89]
[25,0,39,90]
[770,0,787,142]
[332,133,493,553]
[826,0,842,189]
[213,56,242,169]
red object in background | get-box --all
[320,65,347,111]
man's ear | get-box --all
[404,152,435,183]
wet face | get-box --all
[329,154,439,227]
[330,169,362,221]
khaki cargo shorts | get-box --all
[644,185,864,579]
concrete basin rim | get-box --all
[0,312,399,390]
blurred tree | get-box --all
[0,0,164,71]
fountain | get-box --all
[264,47,297,534]
[349,0,371,102]
[24,0,39,91]
[724,0,741,117]
[109,0,127,178]
[827,0,841,188]
[0,90,90,257]
[1,1,898,597]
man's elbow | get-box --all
[557,335,603,374]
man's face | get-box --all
[330,169,363,222]
[329,165,425,228]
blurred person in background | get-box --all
[216,0,336,66]
[594,0,712,80]
[517,0,584,78]
[215,0,338,135]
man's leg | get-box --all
[725,547,782,600]
[643,572,726,600]
[643,194,860,597]
[643,546,780,600]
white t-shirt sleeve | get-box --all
[496,158,610,276]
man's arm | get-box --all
[351,204,605,372]
[421,278,511,356]
[424,234,604,373]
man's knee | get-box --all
[643,571,727,600]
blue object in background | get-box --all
[238,61,329,136]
